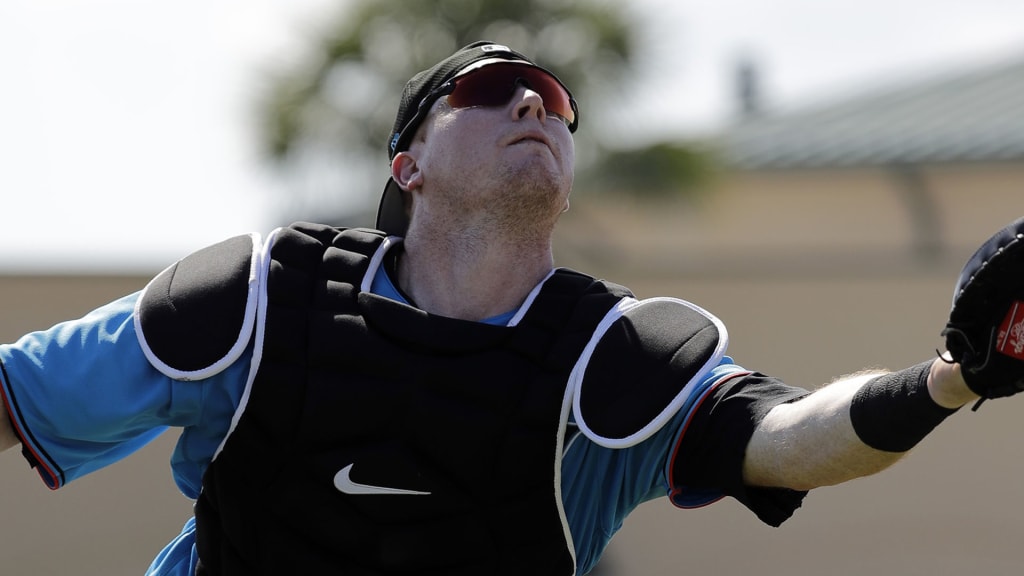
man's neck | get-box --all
[396,227,555,322]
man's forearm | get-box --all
[742,358,973,491]
[742,372,902,490]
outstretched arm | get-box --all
[744,216,1024,492]
[743,357,974,491]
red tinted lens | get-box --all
[448,63,575,125]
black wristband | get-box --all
[849,360,958,452]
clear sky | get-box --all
[3,0,1024,272]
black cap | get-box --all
[376,41,576,236]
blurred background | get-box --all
[2,0,1024,574]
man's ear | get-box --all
[391,151,424,192]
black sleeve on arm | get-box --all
[671,372,811,527]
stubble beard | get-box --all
[487,158,568,239]
[427,150,570,256]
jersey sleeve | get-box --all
[0,293,222,490]
[562,357,814,572]
[667,367,812,527]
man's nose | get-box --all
[512,84,547,123]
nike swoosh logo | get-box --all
[333,464,431,496]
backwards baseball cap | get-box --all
[376,41,579,236]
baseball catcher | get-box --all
[0,39,1022,576]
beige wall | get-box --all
[0,163,1021,575]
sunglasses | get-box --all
[439,62,578,132]
[390,61,579,158]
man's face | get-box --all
[401,69,576,230]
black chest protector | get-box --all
[135,223,727,576]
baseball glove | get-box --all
[942,216,1024,406]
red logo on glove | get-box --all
[996,301,1024,360]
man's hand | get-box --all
[927,354,977,409]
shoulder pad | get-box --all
[134,233,262,380]
[572,297,728,448]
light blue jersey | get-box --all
[0,265,743,575]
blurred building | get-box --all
[556,54,1024,282]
